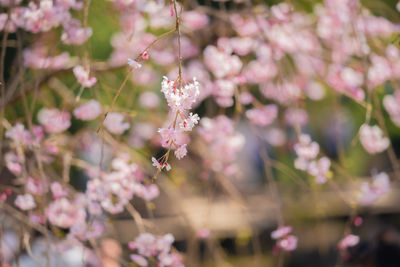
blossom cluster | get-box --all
[271,226,298,252]
[358,172,391,206]
[293,134,331,184]
[86,156,160,214]
[152,77,200,170]
[128,233,184,267]
[198,115,245,175]
[2,0,400,265]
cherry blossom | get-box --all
[271,226,298,252]
[174,144,187,160]
[182,10,209,30]
[73,100,102,121]
[294,134,320,170]
[5,123,31,146]
[61,19,92,45]
[338,234,359,250]
[70,220,104,241]
[198,116,245,173]
[285,108,308,127]
[51,182,68,199]
[246,105,278,127]
[307,157,331,184]
[383,90,400,127]
[26,177,46,195]
[358,172,390,206]
[46,197,86,228]
[179,113,200,132]
[160,76,200,112]
[4,152,22,175]
[73,65,97,88]
[139,92,160,109]
[3,0,400,265]
[271,226,292,240]
[104,112,130,135]
[277,235,298,252]
[152,157,171,171]
[23,48,70,70]
[130,254,148,266]
[359,124,389,154]
[265,128,286,147]
[14,194,36,211]
[135,184,160,201]
[128,233,182,266]
[37,108,71,134]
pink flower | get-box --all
[246,105,278,127]
[26,177,46,195]
[139,92,160,109]
[338,234,359,250]
[37,108,71,134]
[261,82,302,104]
[265,128,287,147]
[271,3,292,21]
[73,100,102,120]
[198,116,245,172]
[70,220,104,241]
[174,144,187,159]
[203,45,242,78]
[197,229,210,239]
[130,254,148,266]
[134,233,157,257]
[73,65,97,88]
[158,127,177,148]
[182,11,209,30]
[277,235,298,251]
[285,108,308,127]
[271,226,292,240]
[29,212,46,225]
[383,90,400,127]
[307,157,331,184]
[294,134,320,171]
[141,51,149,60]
[4,152,21,175]
[367,55,392,88]
[23,49,70,70]
[151,157,171,171]
[230,37,255,56]
[15,194,36,210]
[152,157,163,170]
[161,77,200,112]
[359,124,389,154]
[179,113,200,132]
[129,233,180,266]
[239,92,254,105]
[61,19,92,45]
[5,123,31,145]
[213,79,235,99]
[294,134,320,162]
[306,81,325,101]
[155,234,174,253]
[243,60,277,84]
[104,112,130,134]
[358,172,390,206]
[135,184,160,201]
[46,197,86,228]
[51,182,68,199]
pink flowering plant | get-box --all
[2,0,400,266]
